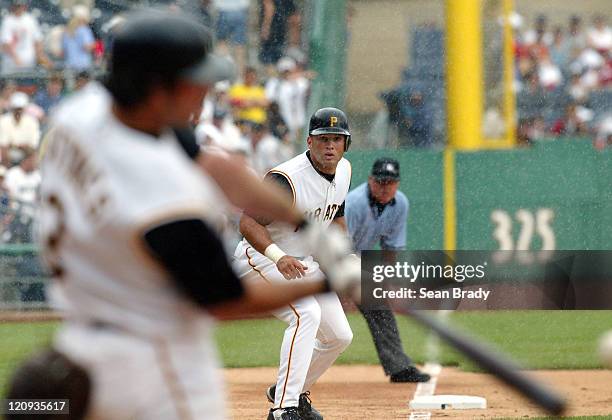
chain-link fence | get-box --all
[0,200,48,310]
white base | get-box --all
[409,395,487,410]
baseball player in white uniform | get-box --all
[7,11,361,420]
[234,107,355,420]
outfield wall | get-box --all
[1,140,611,309]
[346,139,612,250]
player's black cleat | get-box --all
[390,366,431,383]
[266,386,323,420]
[266,384,276,403]
[298,391,323,420]
[267,407,303,420]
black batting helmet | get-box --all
[104,10,235,107]
[308,107,351,151]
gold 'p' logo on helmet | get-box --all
[330,116,338,127]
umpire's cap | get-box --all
[105,10,235,106]
[371,157,400,182]
[308,107,351,151]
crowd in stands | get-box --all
[381,12,611,148]
[0,88,42,243]
[1,1,610,241]
[0,0,312,243]
[196,57,313,175]
[514,14,612,145]
[379,25,444,149]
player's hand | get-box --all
[301,223,352,268]
[327,253,362,302]
[301,223,361,301]
[277,256,308,280]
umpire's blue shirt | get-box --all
[345,183,408,252]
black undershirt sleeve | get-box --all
[143,219,244,307]
[172,127,200,160]
[334,201,345,219]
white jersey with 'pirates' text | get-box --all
[236,151,351,260]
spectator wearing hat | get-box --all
[0,92,40,166]
[61,5,96,72]
[200,80,231,125]
[0,0,51,75]
[266,56,309,146]
[345,158,431,383]
[263,56,295,100]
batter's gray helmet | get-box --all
[104,10,235,106]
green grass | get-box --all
[435,311,612,371]
[0,322,57,395]
[1,311,611,394]
[219,311,612,370]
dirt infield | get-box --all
[0,310,61,322]
[225,365,612,419]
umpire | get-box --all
[345,157,430,382]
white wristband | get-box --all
[265,244,287,264]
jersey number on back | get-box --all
[41,193,66,278]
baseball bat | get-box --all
[401,308,566,415]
